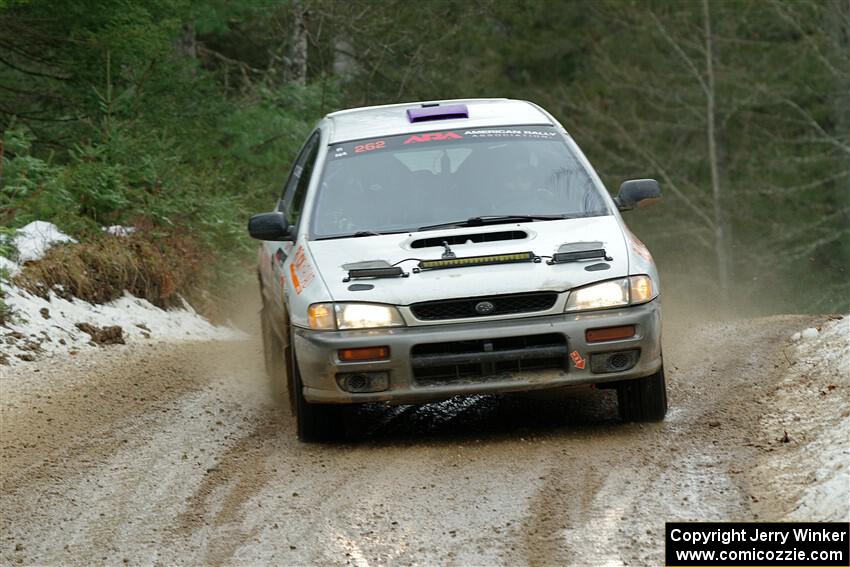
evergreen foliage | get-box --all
[1,0,847,313]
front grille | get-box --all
[410,291,558,321]
[411,333,568,384]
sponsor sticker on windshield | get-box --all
[463,128,557,139]
[329,126,559,159]
[403,131,463,144]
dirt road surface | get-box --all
[1,313,845,565]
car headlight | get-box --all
[307,303,336,330]
[629,274,654,304]
[565,275,656,312]
[307,302,405,330]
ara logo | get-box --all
[403,132,463,144]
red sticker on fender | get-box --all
[290,246,315,294]
[626,228,653,262]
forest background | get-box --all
[1,0,847,318]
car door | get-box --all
[266,130,321,315]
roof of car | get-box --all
[324,98,554,143]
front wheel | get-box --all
[260,296,290,410]
[616,366,668,422]
[288,329,346,442]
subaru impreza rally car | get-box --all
[249,98,666,441]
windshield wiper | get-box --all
[418,214,566,232]
[315,229,409,241]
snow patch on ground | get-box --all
[786,316,850,520]
[753,315,849,520]
[1,221,245,366]
[1,285,246,365]
[11,221,76,264]
[103,225,136,237]
[0,256,19,277]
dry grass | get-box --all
[12,231,213,314]
[0,294,8,326]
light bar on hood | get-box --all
[418,251,536,271]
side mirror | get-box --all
[615,179,662,211]
[248,212,292,241]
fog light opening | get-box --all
[336,371,390,393]
[347,373,368,391]
[589,349,640,374]
[609,353,631,369]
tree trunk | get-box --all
[703,0,729,299]
[174,24,196,60]
[289,0,308,86]
[333,37,356,82]
[825,0,850,165]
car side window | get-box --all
[280,131,320,228]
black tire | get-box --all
[260,297,289,408]
[260,301,280,377]
[288,327,345,442]
[617,366,668,422]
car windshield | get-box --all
[311,125,610,238]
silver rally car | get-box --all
[249,98,666,441]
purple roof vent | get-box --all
[407,103,469,123]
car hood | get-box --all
[308,216,629,305]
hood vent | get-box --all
[411,230,528,249]
[341,259,408,282]
[547,241,611,264]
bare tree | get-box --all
[557,2,733,295]
[289,0,308,86]
[701,0,729,297]
[555,0,850,311]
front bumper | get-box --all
[293,300,662,405]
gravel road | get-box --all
[1,313,842,566]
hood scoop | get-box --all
[548,241,612,264]
[411,230,528,249]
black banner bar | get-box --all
[666,522,850,566]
